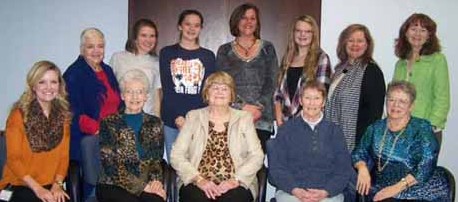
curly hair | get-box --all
[395,13,441,59]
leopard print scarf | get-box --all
[24,99,64,152]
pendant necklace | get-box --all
[235,39,257,57]
[377,125,406,173]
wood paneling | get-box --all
[129,0,321,60]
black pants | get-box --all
[96,184,164,202]
[256,129,272,154]
[6,184,69,202]
[179,184,253,202]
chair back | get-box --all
[438,166,456,202]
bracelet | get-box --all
[400,178,409,189]
[195,176,205,185]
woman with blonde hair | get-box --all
[274,15,331,126]
[171,71,264,202]
[0,61,71,202]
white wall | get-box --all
[0,0,128,128]
[321,0,457,194]
[0,0,456,199]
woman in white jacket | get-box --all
[171,71,264,202]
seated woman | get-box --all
[96,69,165,202]
[170,71,264,202]
[0,61,71,202]
[353,81,450,201]
[268,81,353,202]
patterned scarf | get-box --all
[325,61,367,151]
[24,99,64,152]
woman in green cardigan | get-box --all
[393,13,450,149]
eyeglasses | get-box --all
[387,97,410,107]
[124,89,147,96]
[209,84,230,92]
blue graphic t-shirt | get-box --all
[159,44,216,128]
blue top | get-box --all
[123,113,144,158]
[267,116,354,197]
[159,44,216,128]
[352,117,449,201]
[63,55,121,161]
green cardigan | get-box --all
[393,52,450,129]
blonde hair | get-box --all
[14,61,70,122]
[278,15,321,84]
[202,71,236,103]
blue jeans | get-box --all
[164,125,179,162]
[81,135,100,185]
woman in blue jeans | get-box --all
[64,28,121,200]
[159,9,215,161]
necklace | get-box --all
[377,124,406,172]
[235,39,257,57]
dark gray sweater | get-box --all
[216,40,279,131]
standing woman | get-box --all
[64,28,122,200]
[325,24,386,151]
[160,10,216,161]
[393,13,450,148]
[110,19,162,116]
[274,15,332,126]
[216,3,279,152]
[0,61,71,202]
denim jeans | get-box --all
[164,125,179,162]
[80,135,100,185]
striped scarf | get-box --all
[325,61,366,151]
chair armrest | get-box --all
[257,165,267,202]
[66,160,81,202]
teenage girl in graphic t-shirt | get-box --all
[159,9,216,161]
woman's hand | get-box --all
[32,185,55,202]
[356,164,371,195]
[175,116,186,131]
[307,189,329,202]
[217,179,239,194]
[144,180,166,200]
[195,178,221,199]
[373,184,403,201]
[242,104,262,122]
[50,183,69,202]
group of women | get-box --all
[0,2,452,202]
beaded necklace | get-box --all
[377,125,406,172]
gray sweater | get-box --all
[216,40,279,131]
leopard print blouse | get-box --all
[198,121,235,184]
[98,112,164,195]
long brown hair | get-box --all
[395,13,441,59]
[125,19,158,56]
[278,15,321,84]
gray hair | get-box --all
[119,69,150,93]
[80,27,105,48]
[387,80,416,103]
